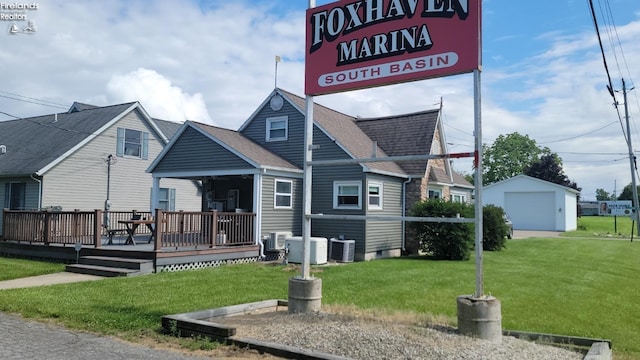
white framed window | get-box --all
[266,116,288,141]
[367,181,383,210]
[274,179,292,209]
[333,181,361,209]
[117,127,149,159]
[450,193,466,203]
[428,189,442,199]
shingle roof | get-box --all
[190,121,299,171]
[0,102,136,176]
[68,102,98,112]
[278,89,406,176]
[153,118,183,140]
[355,109,439,176]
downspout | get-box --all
[30,174,42,209]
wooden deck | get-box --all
[0,209,270,272]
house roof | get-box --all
[153,118,182,140]
[278,89,406,177]
[0,102,178,177]
[484,174,580,194]
[355,109,439,176]
[185,121,299,172]
[429,167,473,189]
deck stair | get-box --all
[65,256,154,277]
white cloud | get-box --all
[106,68,212,124]
[2,0,640,200]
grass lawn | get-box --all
[0,258,65,281]
[0,236,638,358]
[566,215,637,239]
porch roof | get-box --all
[188,121,300,172]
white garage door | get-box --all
[505,192,556,230]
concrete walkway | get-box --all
[0,272,105,290]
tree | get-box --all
[463,172,474,185]
[595,188,614,201]
[482,133,551,185]
[617,183,640,203]
[524,153,581,193]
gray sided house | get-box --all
[147,88,472,261]
[0,101,201,234]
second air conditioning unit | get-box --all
[268,231,292,250]
[330,238,355,262]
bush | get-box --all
[410,199,474,260]
[483,205,508,251]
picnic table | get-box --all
[118,219,155,245]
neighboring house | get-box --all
[483,174,579,231]
[0,101,202,234]
[147,88,472,261]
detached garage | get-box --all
[483,175,579,231]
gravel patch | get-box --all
[227,311,583,360]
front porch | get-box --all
[0,209,273,272]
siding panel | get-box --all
[42,110,200,212]
[154,127,254,172]
[241,101,305,167]
[364,174,403,253]
[260,175,302,236]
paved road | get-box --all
[0,312,209,360]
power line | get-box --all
[0,93,68,110]
[0,90,68,108]
[0,111,19,119]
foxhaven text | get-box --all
[309,0,469,66]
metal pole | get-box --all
[473,69,484,298]
[106,155,112,200]
[105,154,113,229]
[622,79,640,235]
[301,0,316,280]
[302,96,313,279]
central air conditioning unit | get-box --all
[285,236,328,265]
[268,231,292,250]
[330,238,355,262]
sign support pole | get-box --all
[473,69,484,298]
[288,0,322,314]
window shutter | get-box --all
[142,132,149,160]
[116,128,124,157]
[169,188,176,211]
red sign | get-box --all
[305,0,481,95]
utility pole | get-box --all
[622,79,640,236]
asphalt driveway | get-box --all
[512,230,562,239]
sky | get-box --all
[1,0,640,201]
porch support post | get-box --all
[94,209,102,248]
[154,208,163,251]
[253,172,262,247]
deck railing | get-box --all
[2,209,255,249]
[155,210,255,249]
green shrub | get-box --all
[410,199,474,260]
[483,205,508,251]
